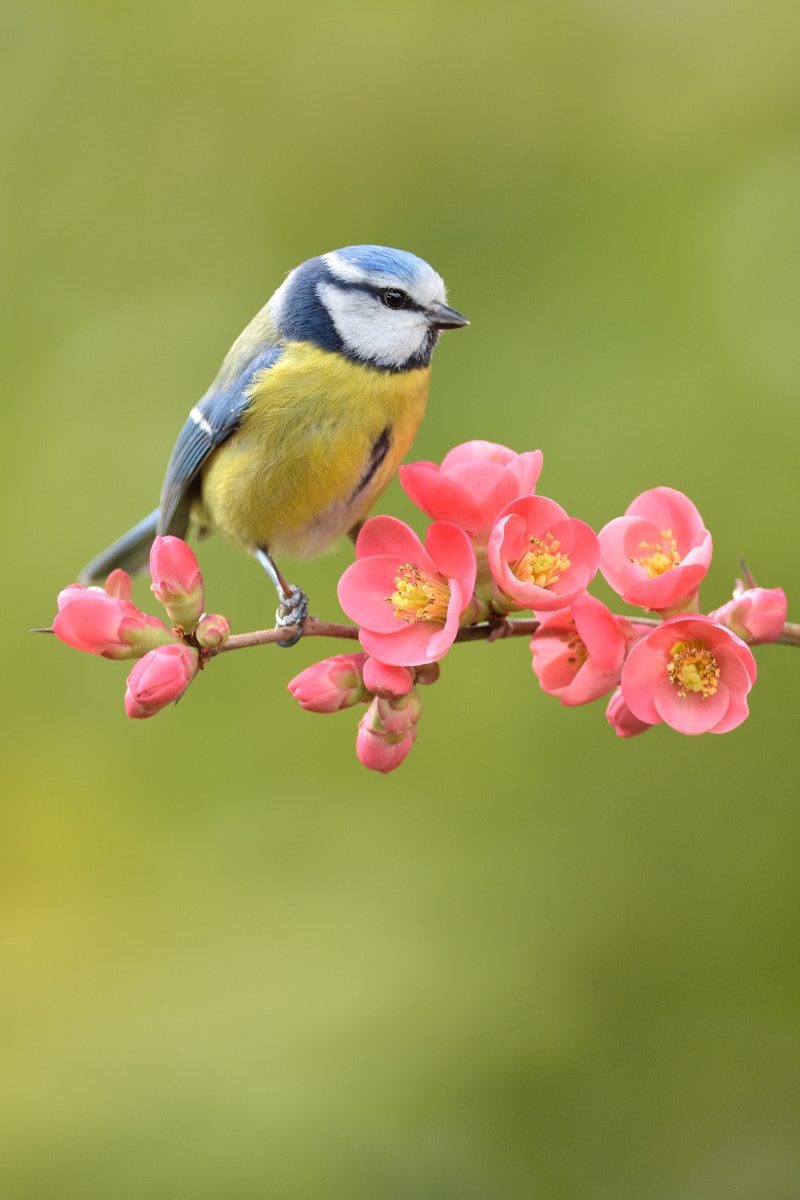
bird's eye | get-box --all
[382,289,408,310]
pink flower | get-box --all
[355,690,422,773]
[124,642,199,718]
[620,615,756,735]
[709,585,787,645]
[287,653,369,713]
[337,516,480,666]
[150,536,205,629]
[530,593,647,705]
[598,487,712,614]
[53,577,177,660]
[605,688,654,738]
[487,495,599,613]
[399,441,543,543]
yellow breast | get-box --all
[195,342,431,559]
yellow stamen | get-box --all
[387,563,449,625]
[515,532,570,589]
[668,639,720,699]
[633,528,681,578]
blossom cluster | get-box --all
[52,537,229,717]
[49,441,789,772]
[290,441,787,768]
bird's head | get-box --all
[271,245,468,372]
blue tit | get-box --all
[79,245,468,643]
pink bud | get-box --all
[709,586,787,644]
[362,658,415,698]
[53,583,177,660]
[124,642,199,719]
[195,612,231,649]
[356,706,418,774]
[287,653,368,713]
[104,569,133,601]
[149,536,204,629]
[605,688,653,738]
[375,690,423,736]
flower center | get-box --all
[515,533,570,589]
[561,623,587,672]
[388,563,450,625]
[668,639,720,699]
[634,528,681,578]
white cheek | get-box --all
[318,283,428,368]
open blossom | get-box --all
[124,642,199,718]
[709,585,787,645]
[598,487,712,614]
[531,593,647,705]
[620,615,756,735]
[487,495,599,613]
[150,536,204,629]
[337,516,480,666]
[288,653,369,713]
[399,441,543,543]
[53,577,177,660]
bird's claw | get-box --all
[275,585,309,648]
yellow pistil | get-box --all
[633,528,681,578]
[515,532,570,589]
[668,639,720,699]
[388,563,449,625]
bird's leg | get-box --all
[256,547,308,648]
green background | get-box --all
[4,1,799,1196]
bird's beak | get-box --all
[427,301,469,330]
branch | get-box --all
[213,615,800,655]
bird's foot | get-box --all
[274,585,309,648]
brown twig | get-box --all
[212,614,800,655]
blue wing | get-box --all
[158,344,284,536]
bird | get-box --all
[79,245,468,643]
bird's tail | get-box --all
[79,509,161,585]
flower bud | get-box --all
[124,642,199,719]
[53,583,177,660]
[149,536,204,629]
[414,661,441,687]
[709,586,787,645]
[287,653,368,713]
[375,690,423,737]
[104,569,133,601]
[356,703,418,774]
[362,658,414,698]
[605,688,653,738]
[195,612,231,649]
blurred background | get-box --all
[3,0,800,1196]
